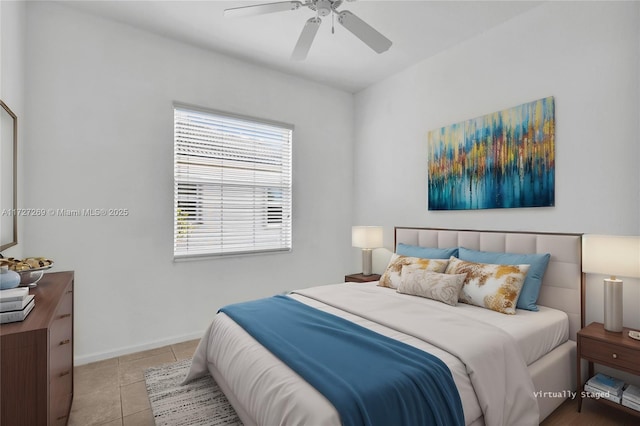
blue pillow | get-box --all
[396,243,458,259]
[458,247,551,311]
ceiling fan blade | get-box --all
[337,10,392,54]
[224,1,302,18]
[291,17,322,61]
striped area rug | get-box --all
[144,359,242,426]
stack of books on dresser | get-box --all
[623,384,640,412]
[585,373,625,403]
[0,287,35,324]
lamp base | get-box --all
[361,249,373,276]
[603,278,623,333]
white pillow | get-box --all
[396,266,467,306]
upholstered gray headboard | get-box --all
[394,227,584,341]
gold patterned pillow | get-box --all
[378,254,449,289]
[397,266,467,306]
[444,256,530,315]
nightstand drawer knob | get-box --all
[612,353,618,359]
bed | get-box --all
[186,227,583,425]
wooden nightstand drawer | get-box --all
[581,337,638,372]
[345,273,381,283]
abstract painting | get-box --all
[427,96,555,210]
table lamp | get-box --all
[582,235,640,332]
[352,226,383,276]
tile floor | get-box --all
[68,339,200,426]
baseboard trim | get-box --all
[74,330,204,366]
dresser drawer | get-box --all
[50,309,73,401]
[581,337,639,373]
[50,392,72,426]
[56,285,73,318]
[50,313,72,349]
[50,342,73,398]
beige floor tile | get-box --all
[75,362,119,395]
[121,381,151,417]
[118,352,176,386]
[122,409,154,426]
[68,385,122,426]
[75,357,119,374]
[171,338,200,360]
[118,345,172,364]
[98,418,123,426]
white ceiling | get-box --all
[60,0,542,93]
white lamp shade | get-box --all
[352,226,383,249]
[582,234,640,278]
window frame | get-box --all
[173,103,293,260]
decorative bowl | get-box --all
[18,265,53,287]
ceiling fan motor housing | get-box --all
[311,0,341,17]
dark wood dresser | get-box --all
[0,271,74,425]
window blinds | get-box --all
[174,105,292,258]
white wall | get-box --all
[353,2,640,328]
[24,1,354,363]
[0,0,26,259]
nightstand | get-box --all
[345,273,381,283]
[576,322,640,417]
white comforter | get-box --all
[186,283,540,426]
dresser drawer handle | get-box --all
[56,415,68,421]
[58,313,71,319]
[612,353,618,359]
[59,370,71,377]
[59,339,71,346]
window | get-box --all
[174,105,293,258]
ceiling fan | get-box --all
[224,0,392,60]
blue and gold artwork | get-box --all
[428,97,555,210]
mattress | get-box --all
[187,282,568,425]
[360,283,570,366]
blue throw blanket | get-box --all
[220,295,464,426]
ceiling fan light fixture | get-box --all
[315,0,333,17]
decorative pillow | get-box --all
[458,247,551,311]
[396,266,467,306]
[378,254,449,289]
[444,256,530,315]
[396,243,458,259]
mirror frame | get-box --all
[1,100,17,251]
